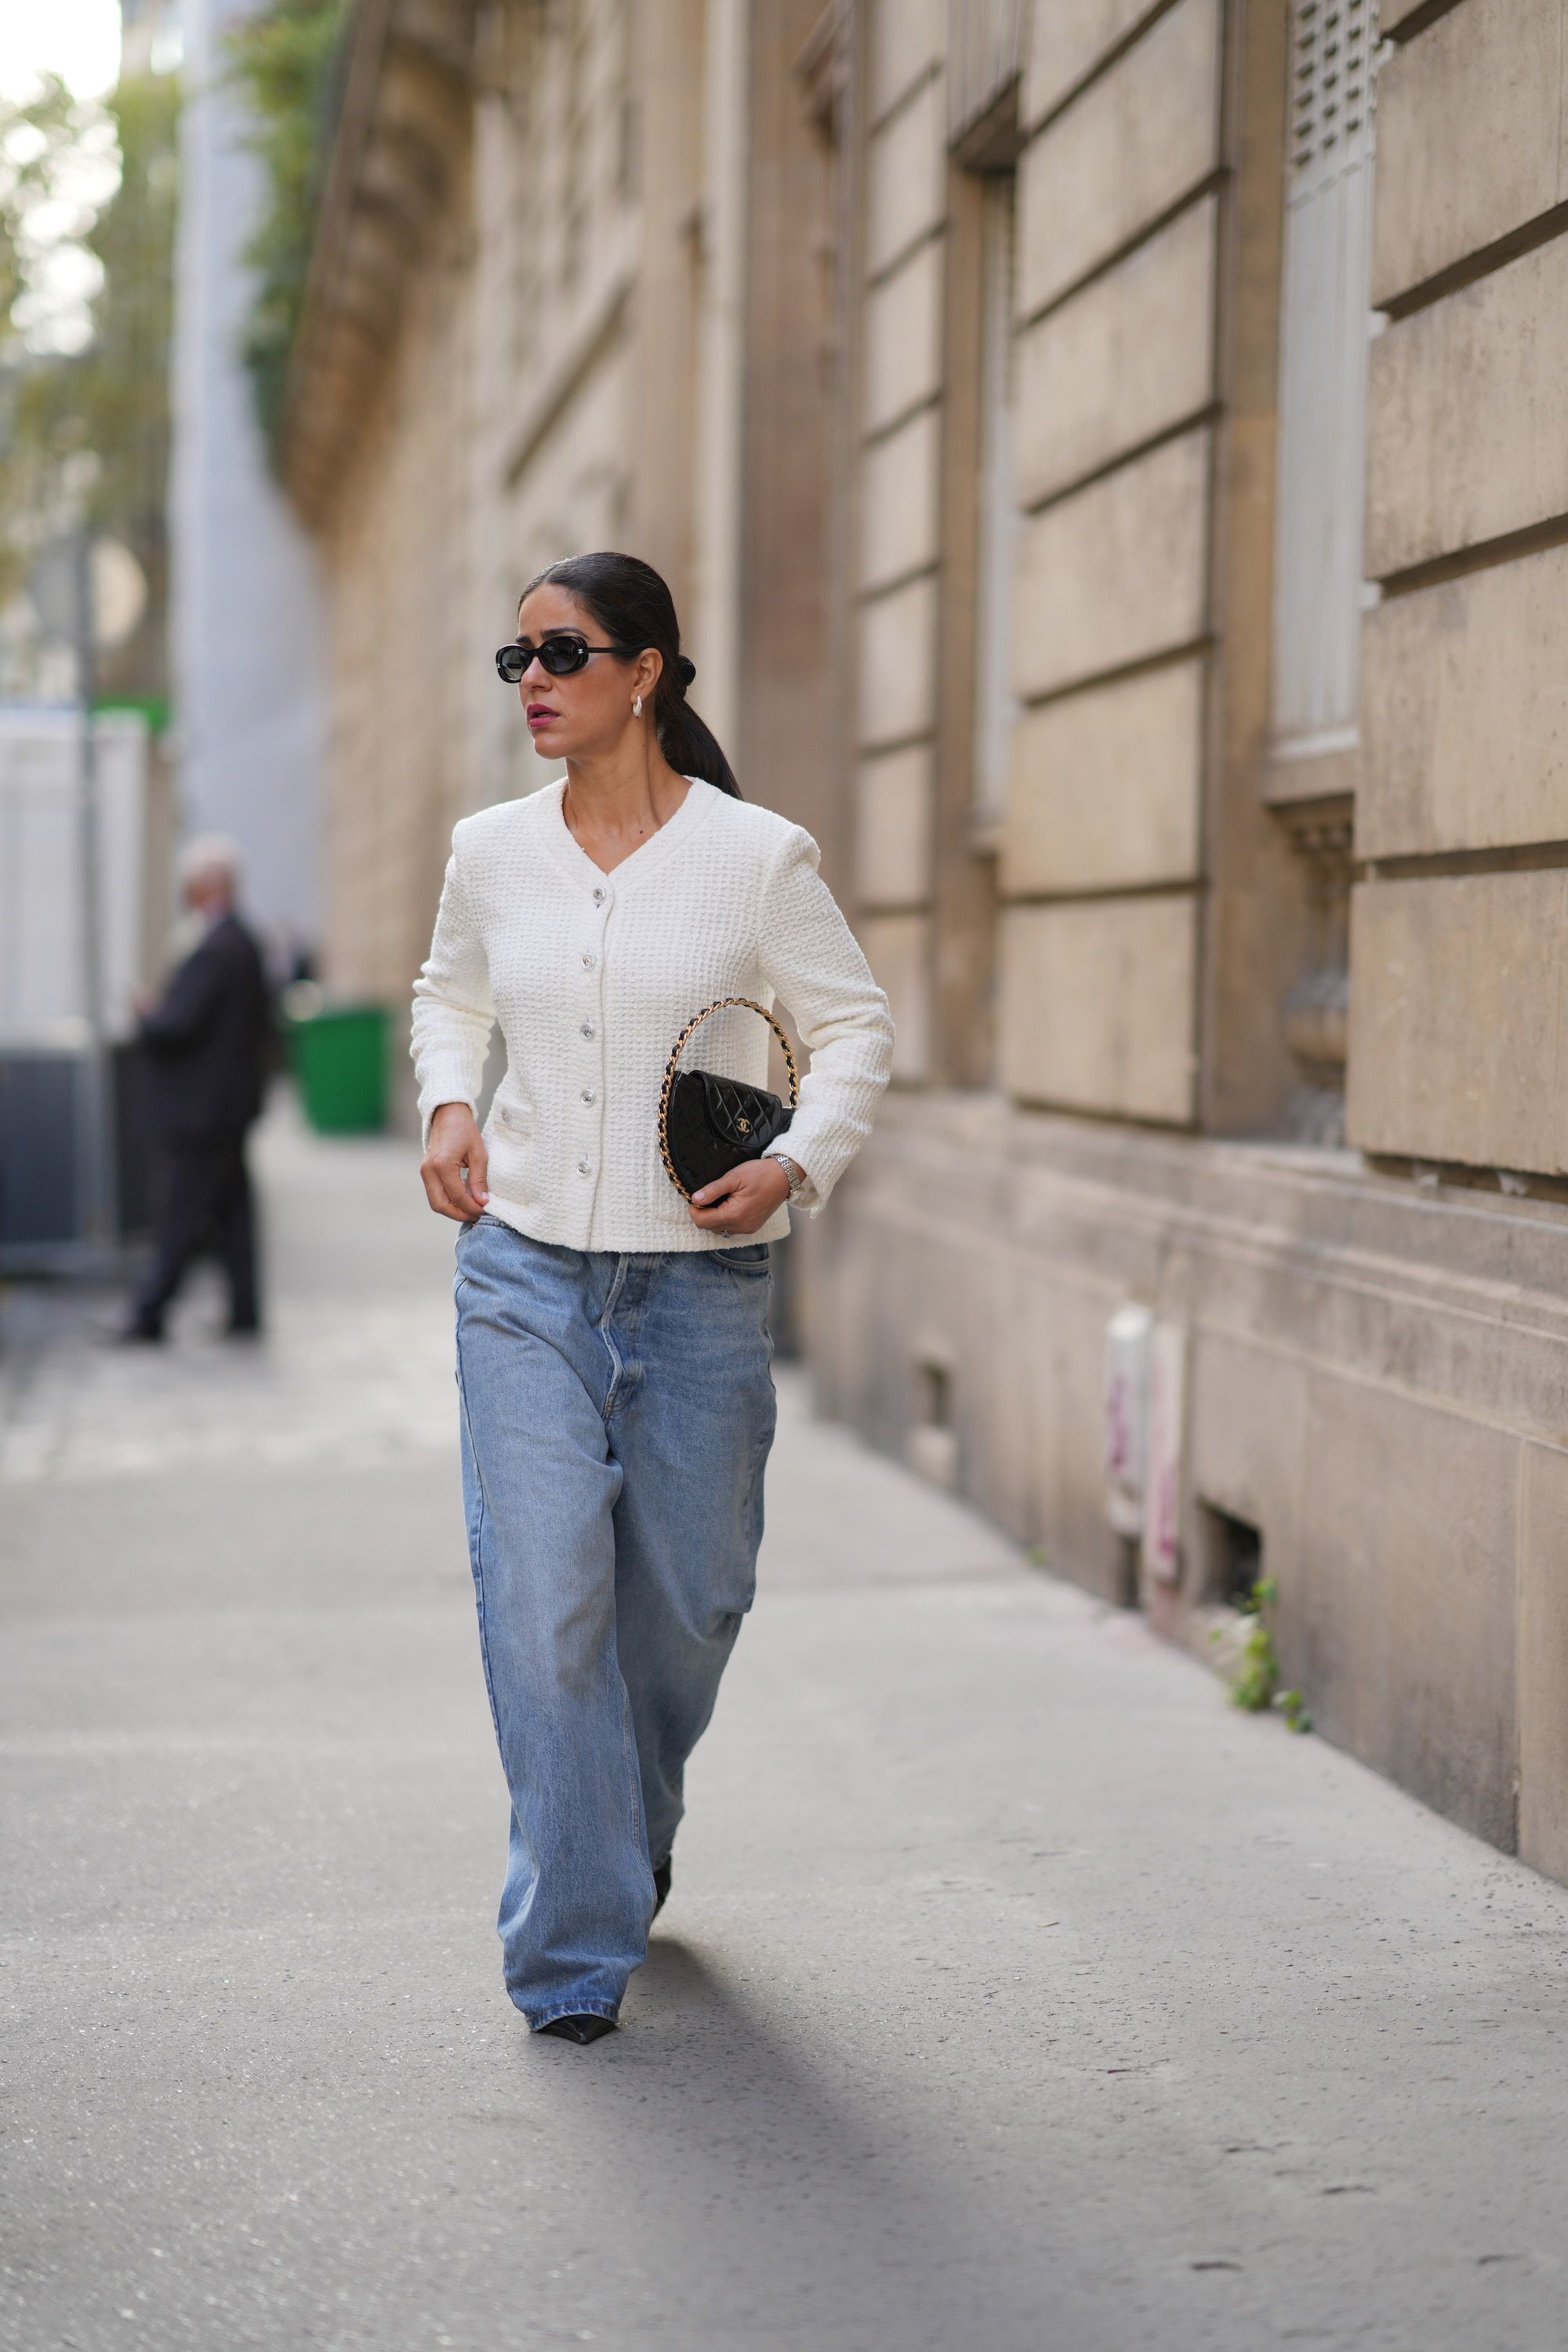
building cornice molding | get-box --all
[851,1089,1568,1446]
[278,0,477,521]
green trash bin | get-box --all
[289,1003,390,1134]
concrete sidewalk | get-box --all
[4,1107,1568,2352]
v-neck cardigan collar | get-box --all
[538,775,717,898]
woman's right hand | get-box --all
[421,1102,490,1222]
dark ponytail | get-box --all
[518,550,742,797]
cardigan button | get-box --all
[582,952,596,967]
[577,1160,591,1175]
[581,1087,595,1104]
[592,887,606,903]
[580,1021,595,1039]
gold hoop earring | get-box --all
[633,694,644,719]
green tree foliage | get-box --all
[83,77,180,579]
[0,76,81,334]
[0,71,178,690]
[0,74,103,615]
[226,0,347,448]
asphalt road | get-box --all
[4,1108,1568,2351]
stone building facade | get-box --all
[281,0,1568,1884]
[278,0,800,1011]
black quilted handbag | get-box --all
[658,996,799,1199]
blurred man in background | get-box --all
[119,835,272,1342]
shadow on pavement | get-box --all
[504,1931,1081,2352]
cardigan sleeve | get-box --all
[756,826,894,1210]
[409,838,495,1145]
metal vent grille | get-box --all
[1290,0,1377,190]
[1271,0,1380,754]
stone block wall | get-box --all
[1350,0,1568,1196]
[996,0,1223,1129]
[818,0,1568,1890]
[844,0,1228,1116]
[321,187,480,1018]
[819,1090,1568,1878]
[848,5,948,1081]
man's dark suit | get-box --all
[130,911,272,1337]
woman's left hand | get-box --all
[689,1156,790,1235]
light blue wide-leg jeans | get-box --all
[452,1214,776,2028]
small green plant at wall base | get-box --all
[1213,1571,1279,1703]
[1229,1575,1279,1712]
[1208,1577,1312,1730]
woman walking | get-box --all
[412,552,892,2044]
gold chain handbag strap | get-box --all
[657,996,800,1200]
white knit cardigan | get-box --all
[410,779,894,1253]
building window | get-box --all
[971,170,1018,835]
[1270,0,1378,758]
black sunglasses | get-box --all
[495,632,625,684]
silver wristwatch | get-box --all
[768,1152,808,1204]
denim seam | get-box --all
[528,2000,620,2030]
[735,1409,774,1616]
[453,1319,505,1747]
[611,1253,655,1407]
[613,1638,644,1853]
[593,1254,644,1849]
[597,1252,630,1417]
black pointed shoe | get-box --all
[538,2013,617,2045]
[652,1858,673,1918]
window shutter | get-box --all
[1271,0,1378,757]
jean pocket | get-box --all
[715,1242,770,1273]
[458,1212,506,1248]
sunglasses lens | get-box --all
[496,635,592,683]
